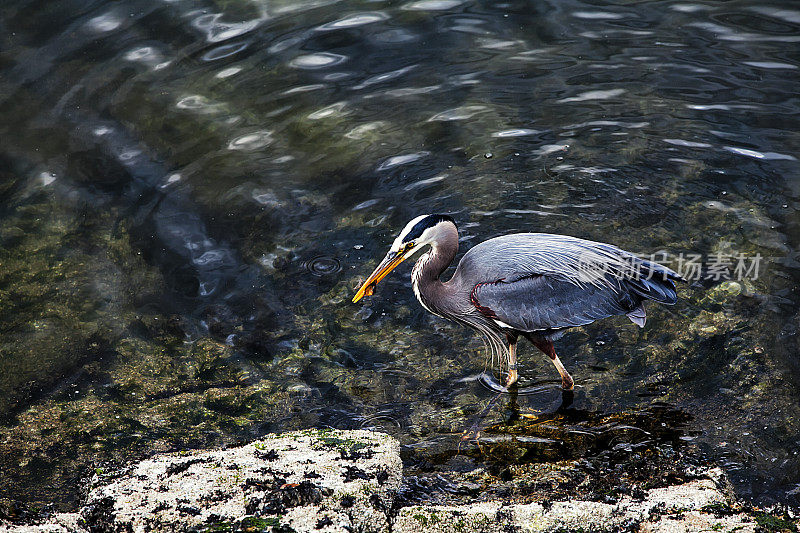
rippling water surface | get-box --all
[1,0,798,511]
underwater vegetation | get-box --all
[0,0,799,517]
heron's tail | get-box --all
[626,257,684,305]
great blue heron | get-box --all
[353,214,684,389]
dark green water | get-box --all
[0,0,798,512]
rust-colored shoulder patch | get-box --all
[470,279,505,319]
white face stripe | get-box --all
[391,214,429,252]
[391,216,455,263]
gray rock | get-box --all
[1,431,765,533]
[0,514,85,533]
[393,470,756,533]
[81,429,399,533]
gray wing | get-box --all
[472,274,637,332]
[457,233,682,332]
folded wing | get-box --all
[473,274,637,332]
[460,233,682,332]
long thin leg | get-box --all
[525,334,574,390]
[505,332,519,387]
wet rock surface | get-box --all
[393,473,759,533]
[2,430,795,533]
[89,429,397,533]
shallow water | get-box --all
[0,0,799,511]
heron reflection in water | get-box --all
[353,215,683,389]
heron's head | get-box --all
[352,214,455,303]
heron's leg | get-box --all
[505,332,519,387]
[526,335,574,390]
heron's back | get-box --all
[451,232,682,333]
[457,233,676,286]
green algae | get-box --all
[752,512,798,533]
[0,188,125,420]
[0,188,292,507]
[196,515,289,533]
[308,430,371,455]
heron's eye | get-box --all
[405,242,415,251]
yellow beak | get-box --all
[352,250,409,303]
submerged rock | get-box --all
[2,430,788,533]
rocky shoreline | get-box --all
[1,429,794,533]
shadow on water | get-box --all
[398,391,701,506]
[473,399,692,464]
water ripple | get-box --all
[557,89,625,103]
[404,175,447,191]
[579,30,653,38]
[670,4,711,13]
[315,12,389,31]
[252,189,280,207]
[289,52,348,69]
[380,85,441,98]
[663,138,713,148]
[268,36,305,54]
[402,0,464,10]
[427,105,487,121]
[687,104,759,111]
[354,199,380,210]
[689,21,800,42]
[86,13,122,33]
[564,120,649,129]
[193,250,228,267]
[202,42,249,62]
[282,84,327,95]
[743,61,798,69]
[176,95,223,114]
[492,128,542,138]
[352,65,417,90]
[40,172,57,187]
[533,143,570,156]
[572,11,626,19]
[373,29,419,43]
[478,372,561,396]
[216,67,243,79]
[124,47,171,70]
[750,6,800,24]
[344,122,388,139]
[227,131,273,151]
[191,13,264,43]
[377,152,430,170]
[359,413,402,429]
[305,256,342,276]
[723,146,797,161]
[307,102,347,120]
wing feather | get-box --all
[473,275,634,332]
[456,233,681,332]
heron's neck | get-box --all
[411,223,458,315]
